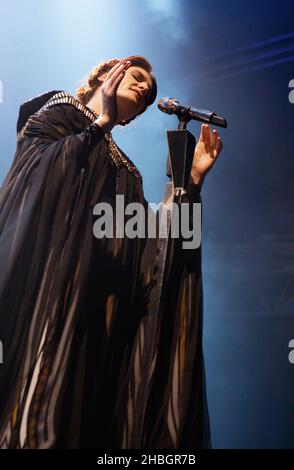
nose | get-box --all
[138,81,149,95]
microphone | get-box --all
[157,97,227,128]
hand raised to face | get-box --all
[95,59,132,133]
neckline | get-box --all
[40,91,143,182]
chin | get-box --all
[117,93,142,121]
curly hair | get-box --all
[75,55,157,126]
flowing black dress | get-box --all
[0,91,210,449]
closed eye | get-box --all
[132,73,139,81]
[132,72,151,103]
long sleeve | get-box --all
[20,107,105,150]
[0,102,112,445]
[141,181,208,449]
[112,179,210,449]
[1,104,108,204]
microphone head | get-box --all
[157,97,178,115]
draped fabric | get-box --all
[0,91,210,448]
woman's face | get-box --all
[115,65,153,122]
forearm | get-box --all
[187,172,204,201]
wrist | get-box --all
[189,172,204,191]
[190,170,203,186]
[94,116,113,134]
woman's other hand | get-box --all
[190,124,223,187]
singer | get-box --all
[0,55,222,449]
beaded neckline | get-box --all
[20,91,143,183]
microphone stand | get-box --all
[132,109,198,448]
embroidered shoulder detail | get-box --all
[17,91,143,183]
[37,91,99,122]
[39,92,143,183]
[103,133,143,184]
[16,91,97,140]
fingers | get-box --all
[107,60,131,87]
[213,129,218,147]
[106,59,126,79]
[201,124,213,147]
[217,138,223,154]
[201,124,223,158]
[110,65,130,92]
[213,129,223,157]
[200,123,206,140]
[213,129,223,155]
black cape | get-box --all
[0,91,210,448]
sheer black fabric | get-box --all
[0,92,210,448]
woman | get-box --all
[0,55,222,448]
